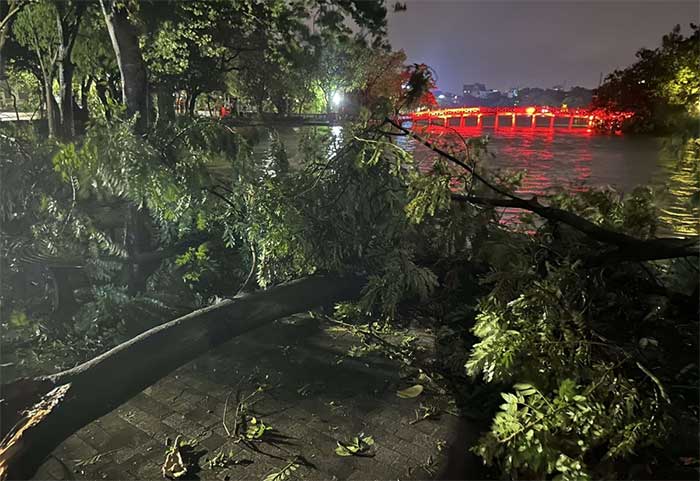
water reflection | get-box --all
[407,126,698,237]
[655,142,700,236]
[261,125,698,237]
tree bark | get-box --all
[48,266,78,325]
[56,61,75,137]
[94,80,111,120]
[42,74,58,137]
[74,77,91,131]
[0,0,13,102]
[125,206,153,295]
[0,30,8,104]
[99,0,148,133]
[0,274,365,480]
[156,85,175,124]
[451,194,699,263]
[55,2,84,139]
[79,77,90,113]
[187,90,199,117]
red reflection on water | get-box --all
[410,124,599,228]
[414,125,595,195]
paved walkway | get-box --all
[0,112,33,121]
[34,315,464,480]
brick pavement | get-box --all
[33,315,463,481]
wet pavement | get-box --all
[34,315,463,480]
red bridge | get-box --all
[405,106,633,131]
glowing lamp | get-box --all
[525,107,536,115]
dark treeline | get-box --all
[593,23,699,134]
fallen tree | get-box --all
[384,118,700,264]
[0,274,365,480]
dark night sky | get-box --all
[386,1,699,93]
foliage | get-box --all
[261,458,301,481]
[204,448,248,470]
[162,435,199,479]
[594,24,700,133]
[308,35,366,113]
[462,188,696,479]
[396,384,424,398]
[1,65,40,111]
[293,125,692,481]
[12,1,59,74]
[2,4,698,480]
[400,63,438,110]
[335,434,375,457]
[244,417,273,440]
[0,118,263,378]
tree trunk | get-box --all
[0,35,8,104]
[56,61,74,138]
[80,77,90,113]
[54,2,85,139]
[187,90,199,117]
[155,86,174,124]
[94,81,111,120]
[0,274,365,480]
[48,266,78,325]
[0,1,12,102]
[125,206,153,295]
[74,77,91,131]
[42,75,58,137]
[99,0,148,133]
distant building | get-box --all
[462,83,489,99]
[435,90,461,107]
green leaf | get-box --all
[636,362,671,404]
[335,443,354,456]
[513,383,537,396]
[396,384,424,399]
[262,460,299,481]
[335,433,375,457]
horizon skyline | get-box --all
[386,1,699,93]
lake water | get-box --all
[263,125,699,237]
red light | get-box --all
[407,105,634,132]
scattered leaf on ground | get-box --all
[396,384,424,398]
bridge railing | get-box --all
[405,106,634,130]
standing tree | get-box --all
[54,0,85,138]
[0,0,32,102]
[12,1,60,136]
[594,24,699,133]
[10,0,86,137]
[313,36,368,114]
[71,6,120,122]
[99,0,148,132]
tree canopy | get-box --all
[594,23,699,133]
